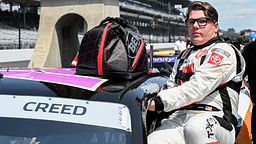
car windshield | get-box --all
[152,62,174,72]
[0,118,131,144]
[0,95,132,144]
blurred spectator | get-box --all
[248,32,256,42]
[242,40,256,142]
[174,35,186,55]
[237,31,249,45]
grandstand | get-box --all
[0,0,39,49]
[0,0,240,50]
[0,0,192,48]
[0,21,37,49]
[119,0,191,43]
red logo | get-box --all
[195,49,207,59]
[182,63,194,73]
[208,52,224,66]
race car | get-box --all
[0,67,166,144]
[148,50,177,76]
[0,67,252,144]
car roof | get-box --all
[0,67,167,102]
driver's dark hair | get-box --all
[186,1,218,23]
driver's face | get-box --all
[188,10,219,46]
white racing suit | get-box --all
[148,37,245,144]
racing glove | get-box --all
[140,91,158,135]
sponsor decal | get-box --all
[206,118,217,138]
[127,31,141,56]
[177,63,194,86]
[0,95,132,132]
[195,49,207,59]
[140,82,159,94]
[23,102,87,115]
[208,52,224,66]
[211,48,230,57]
[181,63,195,73]
[148,57,176,63]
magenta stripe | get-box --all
[31,73,102,89]
[0,68,106,90]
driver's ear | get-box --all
[214,22,219,33]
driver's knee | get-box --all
[147,131,169,144]
[184,114,216,142]
[147,125,186,144]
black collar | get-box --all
[191,37,221,50]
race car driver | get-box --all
[147,1,245,144]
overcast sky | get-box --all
[190,0,256,33]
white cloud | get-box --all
[234,0,251,3]
[230,15,245,19]
[238,8,256,14]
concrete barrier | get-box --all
[146,43,175,52]
[0,49,34,68]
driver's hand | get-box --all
[148,100,155,111]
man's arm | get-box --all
[154,44,238,112]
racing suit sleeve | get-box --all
[156,43,241,112]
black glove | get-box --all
[140,92,158,135]
[141,92,158,110]
[140,83,167,110]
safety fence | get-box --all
[0,42,36,50]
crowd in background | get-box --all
[237,31,256,51]
[176,30,256,54]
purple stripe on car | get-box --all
[148,57,176,63]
